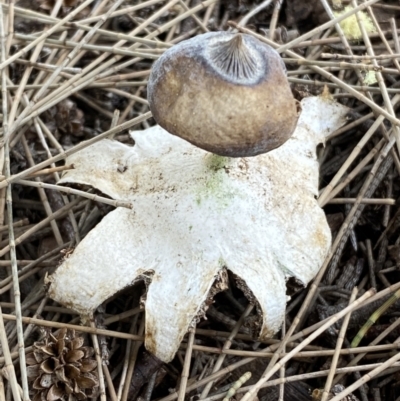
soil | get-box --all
[2,0,400,400]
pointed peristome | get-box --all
[209,34,259,81]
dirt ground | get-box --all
[1,0,400,400]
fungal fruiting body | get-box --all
[147,32,299,157]
[48,96,349,362]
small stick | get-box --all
[107,88,149,105]
[321,52,400,60]
[117,313,139,400]
[0,218,29,233]
[109,109,121,139]
[0,5,28,399]
[121,316,145,401]
[371,3,400,11]
[12,58,81,73]
[202,1,216,27]
[97,70,151,82]
[0,372,6,401]
[177,330,195,401]
[78,0,165,24]
[5,0,14,55]
[188,341,400,359]
[321,288,358,401]
[269,0,283,40]
[366,240,377,289]
[284,57,399,73]
[90,320,107,401]
[321,111,377,141]
[14,32,161,58]
[103,364,117,401]
[0,267,42,296]
[0,307,21,401]
[143,373,157,401]
[0,302,74,314]
[16,179,133,209]
[32,117,81,246]
[324,143,396,286]
[327,198,396,205]
[351,288,400,347]
[2,312,143,341]
[35,116,66,156]
[222,372,251,401]
[14,20,168,49]
[288,77,400,95]
[390,19,400,57]
[293,28,400,48]
[25,164,74,178]
[278,319,285,401]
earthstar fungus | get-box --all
[147,31,299,157]
[47,96,348,363]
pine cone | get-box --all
[26,328,98,401]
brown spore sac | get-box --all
[147,31,299,158]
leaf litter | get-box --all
[1,1,400,401]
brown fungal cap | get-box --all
[147,31,299,157]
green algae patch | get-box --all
[207,154,230,171]
[218,257,226,269]
[195,154,235,207]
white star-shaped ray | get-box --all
[48,96,348,362]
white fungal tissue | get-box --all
[47,96,348,362]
